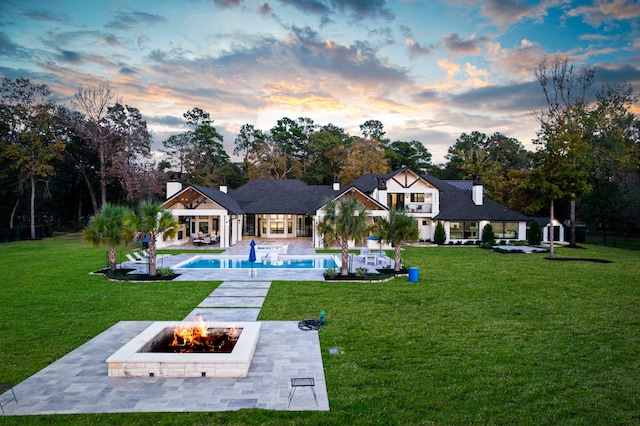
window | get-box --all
[198,222,209,235]
[410,193,425,203]
[450,221,478,239]
[270,222,284,234]
[297,216,312,237]
[242,214,255,236]
[387,193,405,211]
[492,222,518,239]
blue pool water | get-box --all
[177,257,337,269]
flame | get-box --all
[169,317,239,352]
[172,316,209,347]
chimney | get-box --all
[333,173,340,191]
[472,175,483,206]
[166,174,182,199]
[219,176,228,194]
[377,177,387,190]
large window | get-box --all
[450,221,478,239]
[387,193,405,211]
[297,216,312,237]
[492,222,518,239]
[410,193,425,202]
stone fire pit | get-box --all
[106,321,260,377]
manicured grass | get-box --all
[1,236,639,425]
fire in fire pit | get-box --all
[150,318,240,353]
[107,320,261,377]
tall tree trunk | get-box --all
[30,176,36,240]
[100,146,107,207]
[549,199,555,259]
[80,166,99,215]
[148,233,157,276]
[569,194,577,247]
[341,238,349,276]
[77,194,83,230]
[10,198,19,229]
[394,244,402,272]
[108,244,117,271]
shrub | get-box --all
[324,267,337,278]
[528,221,542,245]
[434,221,446,245]
[355,267,368,278]
[157,267,174,277]
[481,223,496,246]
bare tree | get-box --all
[71,84,118,207]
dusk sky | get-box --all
[1,0,639,164]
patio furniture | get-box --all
[125,254,147,264]
[132,251,148,260]
[364,252,378,265]
[0,383,18,413]
[288,377,318,407]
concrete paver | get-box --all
[184,308,262,322]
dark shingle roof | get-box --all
[228,179,337,214]
[191,184,244,214]
[435,190,529,221]
[444,180,487,193]
[347,172,393,194]
[182,166,529,222]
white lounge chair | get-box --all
[125,254,147,265]
[133,251,148,260]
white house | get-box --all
[159,167,550,248]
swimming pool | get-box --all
[173,255,337,270]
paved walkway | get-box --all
[1,281,329,416]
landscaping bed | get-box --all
[93,268,180,281]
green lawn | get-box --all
[1,234,639,425]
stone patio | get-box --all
[1,280,329,416]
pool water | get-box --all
[177,257,337,269]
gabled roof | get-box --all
[313,186,388,213]
[164,185,243,214]
[348,167,529,222]
[228,179,337,214]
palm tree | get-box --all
[83,204,132,272]
[317,196,370,276]
[376,209,419,272]
[125,201,178,276]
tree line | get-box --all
[1,55,638,243]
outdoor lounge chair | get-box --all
[139,249,169,260]
[125,254,147,264]
[133,251,148,260]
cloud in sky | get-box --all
[0,0,638,163]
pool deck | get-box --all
[129,239,394,282]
